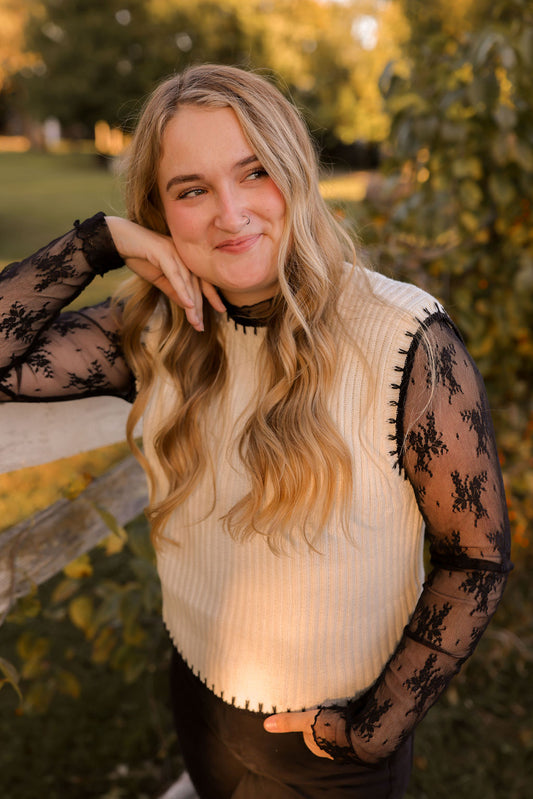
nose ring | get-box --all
[243,215,251,226]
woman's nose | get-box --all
[214,189,248,232]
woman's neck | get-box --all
[217,290,276,328]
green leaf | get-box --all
[452,157,483,180]
[16,632,50,663]
[123,652,147,684]
[488,173,516,206]
[91,627,118,664]
[23,680,55,714]
[459,180,484,210]
[120,589,143,635]
[17,633,50,680]
[6,592,41,623]
[92,503,128,541]
[0,657,22,702]
[126,517,154,562]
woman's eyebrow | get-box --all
[165,155,260,193]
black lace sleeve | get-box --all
[312,314,512,765]
[0,214,134,402]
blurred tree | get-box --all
[0,0,43,129]
[378,0,533,546]
[0,0,43,91]
[16,0,407,147]
[20,0,166,134]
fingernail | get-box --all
[263,718,276,732]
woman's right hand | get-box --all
[105,216,225,332]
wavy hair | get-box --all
[119,64,357,551]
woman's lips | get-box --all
[215,234,261,253]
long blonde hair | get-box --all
[119,64,356,550]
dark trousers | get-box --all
[169,649,413,799]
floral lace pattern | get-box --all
[312,315,511,765]
[0,217,511,766]
[0,214,133,402]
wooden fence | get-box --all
[0,396,140,621]
[0,454,147,622]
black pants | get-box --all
[169,649,413,799]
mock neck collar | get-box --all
[218,292,276,330]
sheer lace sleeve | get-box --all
[312,313,512,765]
[0,213,134,402]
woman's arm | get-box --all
[308,315,512,764]
[264,315,512,764]
[0,214,226,402]
[0,214,132,401]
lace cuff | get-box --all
[73,213,125,276]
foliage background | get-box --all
[0,0,532,796]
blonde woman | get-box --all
[0,65,511,798]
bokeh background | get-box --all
[0,1,531,797]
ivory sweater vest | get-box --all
[142,268,443,713]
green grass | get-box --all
[0,152,124,261]
[0,152,129,305]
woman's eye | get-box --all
[246,168,268,181]
[177,187,205,200]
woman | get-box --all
[0,65,511,798]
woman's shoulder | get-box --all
[340,263,446,330]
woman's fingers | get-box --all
[105,217,224,331]
[263,709,333,760]
[201,280,226,313]
[303,731,333,759]
[125,257,202,331]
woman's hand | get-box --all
[105,216,225,332]
[263,709,333,760]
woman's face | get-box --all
[157,105,286,306]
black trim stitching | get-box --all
[388,305,462,476]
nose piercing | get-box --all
[243,215,251,226]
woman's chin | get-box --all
[217,279,279,307]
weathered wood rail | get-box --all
[0,454,148,621]
[0,396,132,472]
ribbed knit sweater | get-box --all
[143,267,438,712]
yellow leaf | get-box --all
[51,577,80,604]
[16,632,49,663]
[57,669,81,699]
[0,657,22,703]
[459,211,479,232]
[62,472,93,500]
[63,554,93,579]
[23,681,54,714]
[99,532,126,556]
[68,596,94,635]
